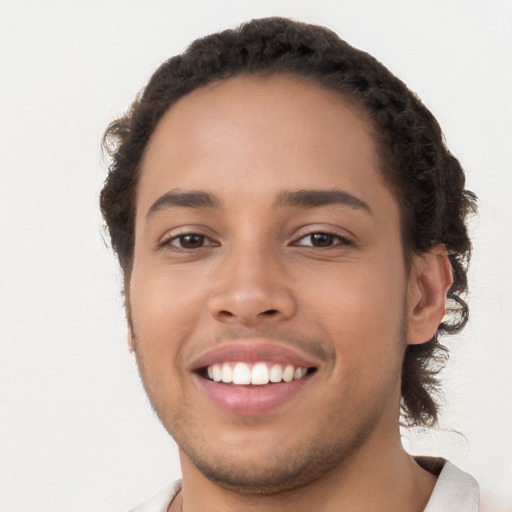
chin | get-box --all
[187,451,337,495]
[174,422,371,496]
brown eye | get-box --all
[309,233,335,247]
[171,234,206,249]
[294,232,352,248]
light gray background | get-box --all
[1,1,511,510]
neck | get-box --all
[176,437,436,512]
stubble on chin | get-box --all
[169,405,377,497]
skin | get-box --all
[128,75,452,512]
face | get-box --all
[130,75,414,493]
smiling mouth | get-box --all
[198,362,317,386]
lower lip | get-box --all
[194,374,311,415]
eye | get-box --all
[163,233,215,250]
[294,232,352,248]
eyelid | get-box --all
[291,226,355,247]
[158,226,219,250]
[156,225,355,250]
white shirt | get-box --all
[128,459,480,512]
[423,460,479,511]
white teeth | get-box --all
[282,365,295,382]
[232,362,251,385]
[206,362,309,385]
[221,363,232,383]
[212,364,222,382]
[269,364,283,383]
[251,362,270,385]
[294,367,307,380]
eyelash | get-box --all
[160,230,353,251]
[160,233,218,251]
[292,232,353,249]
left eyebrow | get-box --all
[272,189,372,215]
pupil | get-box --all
[181,234,204,248]
[312,233,333,247]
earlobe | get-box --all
[406,246,453,345]
[124,281,135,352]
[127,330,135,352]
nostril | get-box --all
[261,309,279,316]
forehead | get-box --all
[137,74,394,215]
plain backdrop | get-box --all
[1,1,511,510]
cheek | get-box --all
[129,264,206,354]
[299,260,406,325]
[299,261,407,366]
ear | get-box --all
[127,330,135,353]
[124,279,135,353]
[406,245,453,345]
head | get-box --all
[101,17,475,445]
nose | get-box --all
[208,243,297,326]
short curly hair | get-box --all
[100,17,476,428]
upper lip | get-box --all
[189,339,320,371]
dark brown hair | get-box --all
[100,17,476,428]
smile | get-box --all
[191,340,320,414]
[204,362,311,385]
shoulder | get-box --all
[128,480,182,512]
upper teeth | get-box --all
[206,362,308,385]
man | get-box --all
[101,17,479,511]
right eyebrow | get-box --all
[272,188,372,215]
[146,189,221,218]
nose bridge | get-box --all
[208,234,295,324]
[232,235,273,279]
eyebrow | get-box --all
[146,187,372,218]
[272,189,372,214]
[146,189,221,217]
